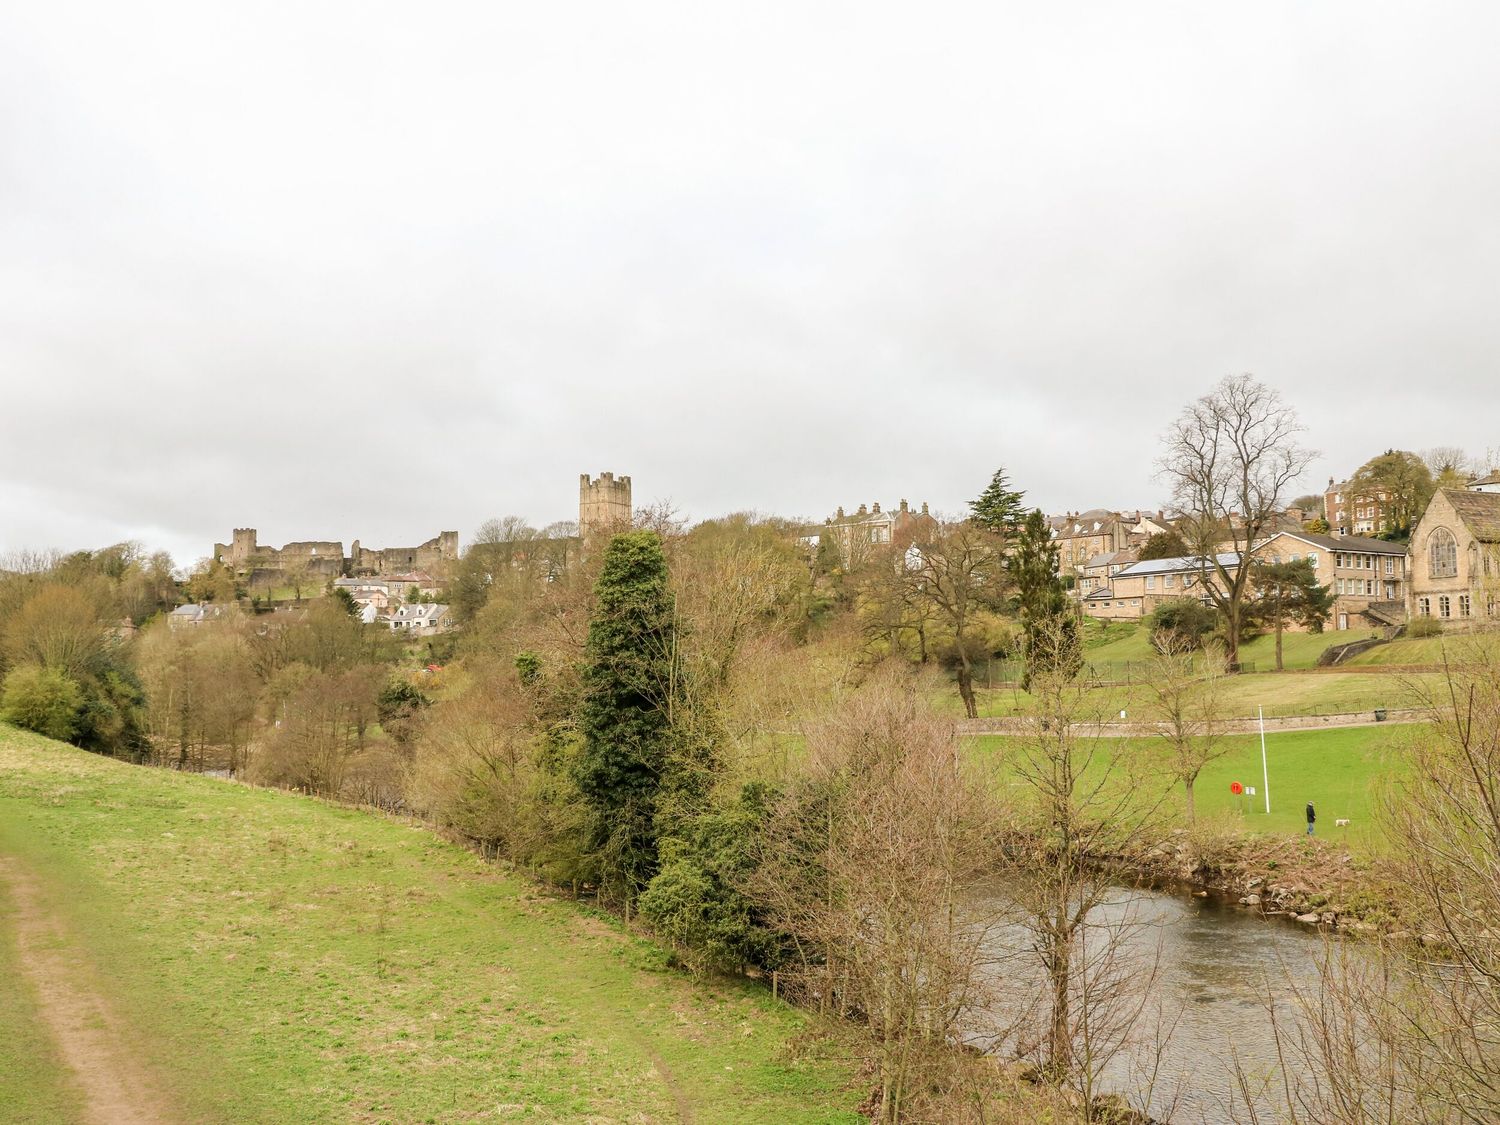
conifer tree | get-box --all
[970,468,1027,535]
[1007,509,1080,688]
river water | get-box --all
[974,883,1334,1124]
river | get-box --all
[975,883,1335,1124]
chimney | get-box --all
[899,499,909,512]
[872,502,881,514]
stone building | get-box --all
[579,472,632,540]
[1252,530,1406,631]
[1324,476,1391,536]
[816,500,935,569]
[1407,489,1500,628]
[349,532,458,576]
[214,528,459,585]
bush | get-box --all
[1408,618,1443,638]
[1,665,85,741]
[1148,597,1218,652]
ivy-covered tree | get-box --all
[573,531,679,906]
[1348,449,1434,542]
[1248,559,1333,671]
[969,468,1027,535]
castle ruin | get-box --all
[579,472,632,539]
[214,528,459,586]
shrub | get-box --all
[1408,618,1443,638]
[1,665,85,742]
[1148,597,1218,652]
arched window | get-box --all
[1430,528,1458,578]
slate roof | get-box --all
[1260,530,1406,555]
[1468,471,1500,488]
[1444,489,1500,542]
[1112,553,1241,579]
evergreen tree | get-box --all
[573,531,679,905]
[1248,559,1333,671]
[1138,529,1189,561]
[1006,510,1080,688]
[970,468,1027,535]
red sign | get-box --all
[1230,781,1244,795]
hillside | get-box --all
[0,726,864,1124]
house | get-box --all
[389,603,455,633]
[1468,470,1500,495]
[1324,476,1392,537]
[1407,489,1500,628]
[167,603,229,630]
[1252,531,1406,630]
[1051,511,1133,580]
[333,577,394,611]
[1076,549,1137,600]
[818,500,935,568]
[1080,553,1239,622]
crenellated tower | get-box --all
[579,472,633,540]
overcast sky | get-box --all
[3,2,1498,567]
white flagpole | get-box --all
[1259,705,1271,815]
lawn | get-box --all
[971,723,1414,855]
[940,667,1436,721]
[0,725,864,1124]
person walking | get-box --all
[1305,801,1316,836]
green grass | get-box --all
[1345,633,1500,667]
[0,725,864,1124]
[0,872,85,1124]
[972,723,1413,855]
[944,668,1437,721]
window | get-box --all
[1164,574,1175,588]
[1308,554,1318,567]
[1439,595,1451,618]
[1384,557,1394,574]
[1430,528,1459,578]
[1145,575,1156,590]
[1337,578,1346,595]
[1131,599,1141,607]
[1419,597,1431,617]
[1459,594,1471,617]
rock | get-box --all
[1321,912,1336,924]
[1347,921,1377,936]
[1241,894,1261,905]
[1246,877,1264,890]
[1193,890,1208,898]
[1420,933,1446,949]
[1388,930,1414,943]
[1296,913,1322,924]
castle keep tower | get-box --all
[580,472,632,539]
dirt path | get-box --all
[0,855,176,1125]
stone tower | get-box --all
[579,472,632,539]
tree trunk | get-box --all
[1224,605,1241,670]
[1047,926,1072,1078]
[956,663,977,719]
[1275,616,1284,672]
[1185,776,1196,822]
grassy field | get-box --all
[972,723,1414,855]
[940,667,1436,720]
[0,725,864,1124]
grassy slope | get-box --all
[1345,633,1500,667]
[1082,626,1340,670]
[0,726,863,1124]
[973,723,1413,854]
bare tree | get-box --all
[752,677,1008,1121]
[1002,619,1173,1114]
[905,519,1007,718]
[1143,639,1228,821]
[1158,373,1315,667]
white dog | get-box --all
[1335,818,1350,827]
